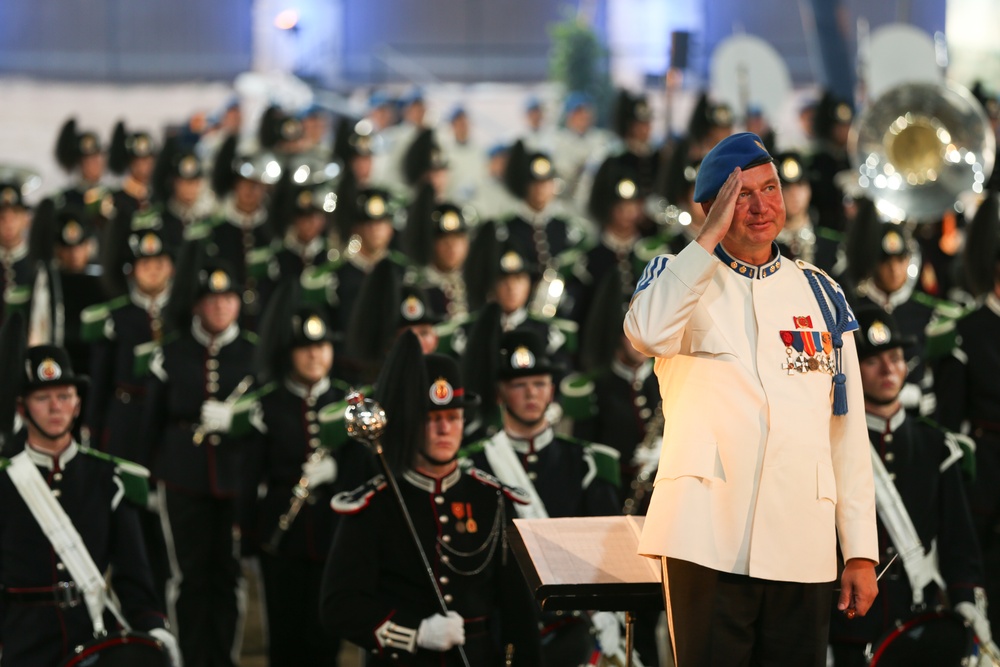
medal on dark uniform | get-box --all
[452,502,467,533]
[465,503,477,534]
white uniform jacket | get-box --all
[624,241,878,583]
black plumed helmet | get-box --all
[402,128,447,186]
[258,105,303,150]
[812,91,854,142]
[463,221,500,312]
[963,190,1000,297]
[108,121,130,175]
[255,278,333,384]
[211,134,239,196]
[27,198,58,264]
[503,140,554,200]
[344,258,403,382]
[612,89,652,139]
[588,155,640,224]
[843,197,888,287]
[460,301,502,430]
[401,183,437,267]
[373,330,428,475]
[55,118,80,171]
[163,238,209,333]
[0,311,27,452]
[579,270,628,373]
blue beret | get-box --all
[401,87,425,106]
[524,95,542,112]
[369,90,392,109]
[447,104,467,122]
[487,143,509,159]
[693,132,773,203]
[563,91,593,115]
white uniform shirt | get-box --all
[624,241,878,583]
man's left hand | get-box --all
[838,558,878,617]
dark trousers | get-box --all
[260,553,340,666]
[662,557,833,667]
[160,484,245,667]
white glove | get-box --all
[302,455,337,487]
[150,627,183,667]
[591,611,622,657]
[416,611,465,652]
[200,399,234,433]
[956,600,993,643]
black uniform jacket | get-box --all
[321,466,541,666]
[828,410,984,646]
[0,443,165,665]
[143,321,256,497]
[241,377,376,560]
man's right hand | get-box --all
[696,167,742,254]
[416,611,465,652]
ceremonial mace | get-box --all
[344,390,472,667]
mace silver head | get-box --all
[344,390,387,445]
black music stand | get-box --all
[508,516,665,666]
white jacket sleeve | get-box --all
[624,242,720,359]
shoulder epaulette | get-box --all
[559,372,598,420]
[794,259,858,332]
[132,340,160,378]
[331,475,387,514]
[228,381,274,436]
[183,216,221,241]
[241,330,259,345]
[81,294,131,343]
[300,263,340,307]
[79,447,151,507]
[466,467,530,505]
[924,300,976,361]
[559,436,622,488]
[917,416,975,477]
[529,315,578,353]
[246,246,275,280]
[0,457,9,471]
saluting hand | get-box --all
[696,167,742,254]
[838,558,878,618]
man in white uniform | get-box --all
[624,132,879,667]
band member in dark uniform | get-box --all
[612,90,658,201]
[242,291,375,667]
[108,121,157,221]
[85,225,174,461]
[934,190,1000,632]
[0,320,180,666]
[0,169,39,326]
[142,249,257,667]
[320,334,542,666]
[461,329,622,665]
[28,203,107,378]
[403,184,471,320]
[151,139,214,250]
[828,305,992,665]
[501,140,582,280]
[53,118,113,227]
[194,136,282,331]
[564,154,645,326]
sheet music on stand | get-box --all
[509,516,663,613]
